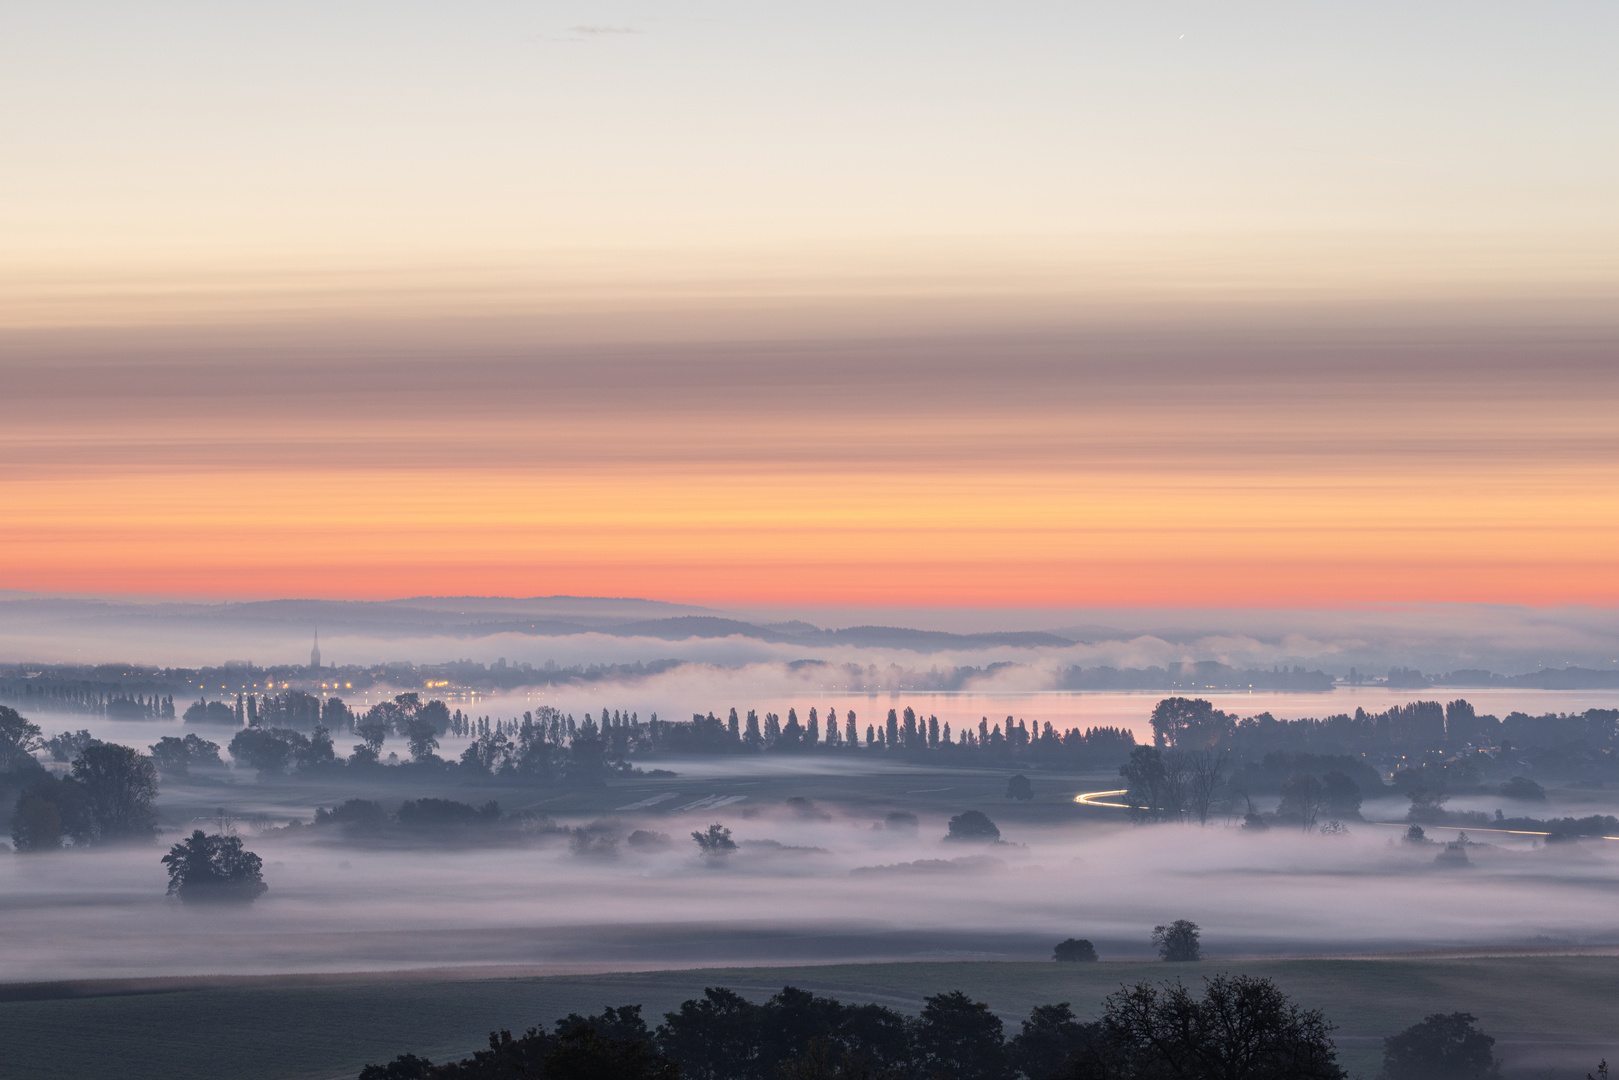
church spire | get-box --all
[311,629,321,670]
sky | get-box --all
[2,1,1616,608]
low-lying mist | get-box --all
[5,803,1617,984]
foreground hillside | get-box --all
[1,955,1616,1079]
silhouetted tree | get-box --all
[1380,1012,1501,1080]
[354,980,1346,1080]
[1277,773,1326,831]
[44,729,95,763]
[692,822,737,857]
[229,727,309,776]
[148,734,223,778]
[11,786,64,851]
[162,829,267,904]
[405,714,441,763]
[418,699,451,734]
[1006,774,1034,801]
[71,742,157,842]
[11,774,92,851]
[305,724,336,767]
[0,706,42,770]
[1150,697,1234,749]
[1499,776,1545,801]
[1186,749,1228,825]
[355,705,395,754]
[1053,938,1098,962]
[1322,771,1364,818]
[1406,785,1450,825]
[1008,1002,1099,1080]
[1152,919,1201,961]
[322,696,354,731]
[656,986,760,1080]
[183,698,238,725]
[1099,974,1344,1078]
[1120,746,1178,822]
[945,810,1001,843]
[913,990,1006,1079]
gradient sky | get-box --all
[2,2,1616,606]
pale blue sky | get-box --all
[3,1,1615,267]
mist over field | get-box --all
[5,792,1619,984]
[5,596,1619,989]
[6,1,1619,1074]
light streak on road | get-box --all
[1074,789,1131,808]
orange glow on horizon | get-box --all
[3,460,1615,607]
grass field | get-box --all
[1,955,1615,1080]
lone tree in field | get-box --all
[162,829,268,904]
[1379,1012,1501,1080]
[945,810,1001,843]
[1152,919,1202,961]
[691,823,737,858]
[1006,774,1034,801]
[1053,938,1098,962]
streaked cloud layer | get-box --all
[1,2,1615,605]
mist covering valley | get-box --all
[5,598,1619,989]
[5,780,1619,985]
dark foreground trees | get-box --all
[1094,974,1344,1080]
[162,830,268,904]
[358,977,1344,1080]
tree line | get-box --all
[643,706,1136,767]
[1127,695,1619,829]
[356,979,1522,1080]
[1150,696,1619,758]
[357,977,1348,1080]
[0,682,175,719]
